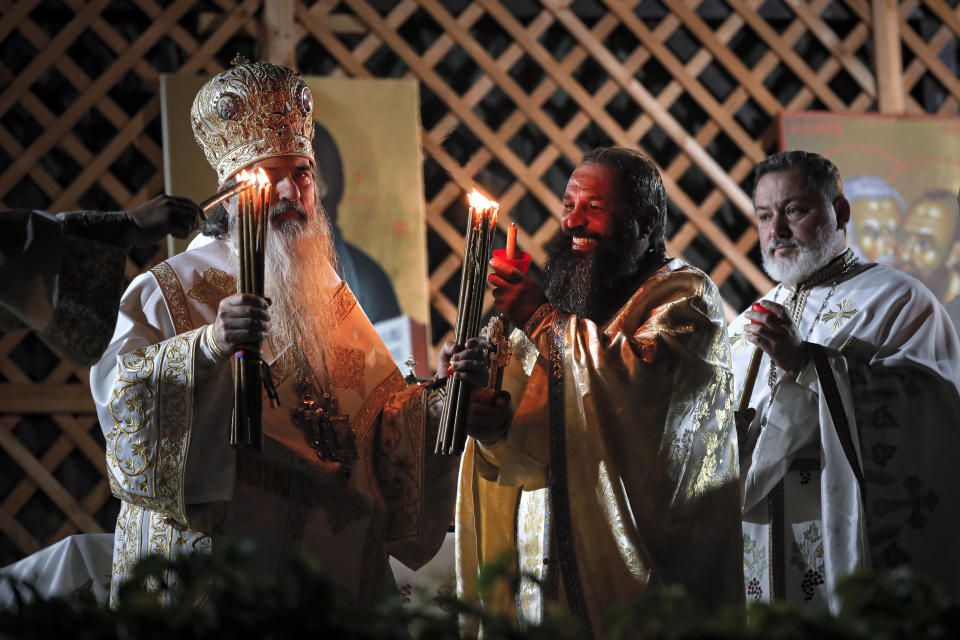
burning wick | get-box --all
[434,187,500,456]
[200,173,259,212]
[467,188,499,224]
[506,222,518,260]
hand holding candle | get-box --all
[750,302,775,320]
[231,167,275,451]
[736,302,775,412]
[488,219,538,326]
[491,222,531,275]
[435,189,500,456]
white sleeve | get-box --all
[90,273,236,527]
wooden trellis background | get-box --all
[0,0,957,565]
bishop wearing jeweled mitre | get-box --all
[90,60,460,606]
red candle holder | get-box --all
[491,248,531,275]
[750,302,774,323]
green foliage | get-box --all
[833,569,960,640]
[0,544,957,640]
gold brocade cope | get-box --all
[456,260,744,638]
[243,283,403,488]
[100,239,457,607]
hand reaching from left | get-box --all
[127,194,203,246]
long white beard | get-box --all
[761,222,841,285]
[228,201,338,374]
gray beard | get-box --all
[227,200,337,375]
[761,224,841,285]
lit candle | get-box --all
[506,222,517,260]
[467,189,499,226]
[200,171,257,212]
[436,188,499,455]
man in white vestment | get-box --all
[0,199,200,365]
[90,61,477,606]
[732,150,960,611]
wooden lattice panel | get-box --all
[0,0,261,563]
[0,0,958,563]
[287,0,952,343]
[899,0,960,113]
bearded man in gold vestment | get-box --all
[90,61,481,607]
[455,148,744,637]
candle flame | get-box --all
[235,169,257,186]
[467,188,498,212]
[255,167,270,187]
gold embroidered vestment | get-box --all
[455,259,744,637]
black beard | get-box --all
[542,228,645,322]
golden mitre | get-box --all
[191,60,314,185]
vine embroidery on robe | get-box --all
[743,532,766,601]
[151,262,193,333]
[106,331,196,525]
[516,489,548,625]
[789,523,825,601]
[692,369,736,495]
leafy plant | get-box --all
[0,543,956,640]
